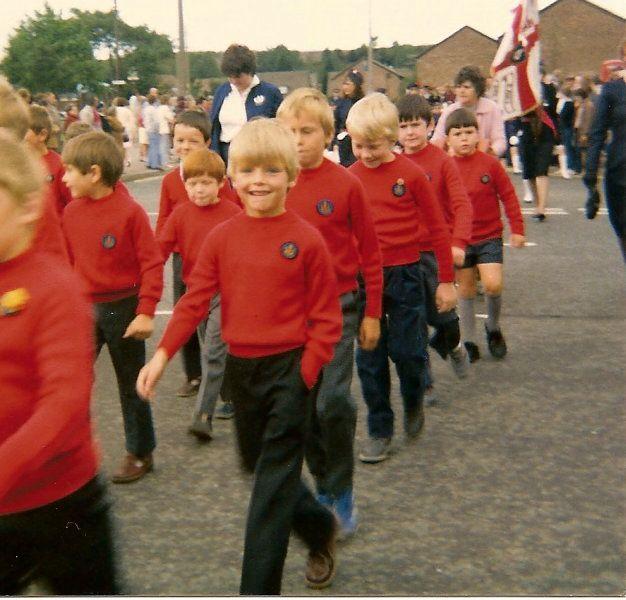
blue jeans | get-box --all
[147,131,161,169]
[305,291,358,497]
[356,262,427,439]
[94,296,156,457]
[560,127,580,172]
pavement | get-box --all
[51,168,626,595]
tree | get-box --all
[188,52,221,80]
[1,5,104,93]
[257,45,303,72]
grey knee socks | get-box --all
[486,295,502,332]
[458,297,476,342]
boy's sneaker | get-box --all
[176,378,200,397]
[464,341,481,363]
[449,344,470,379]
[334,490,359,541]
[188,413,213,441]
[424,386,437,407]
[485,325,507,359]
[215,401,235,420]
[358,437,391,463]
[404,405,425,437]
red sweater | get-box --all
[156,168,241,243]
[286,158,383,318]
[42,150,72,217]
[159,210,342,388]
[158,200,241,283]
[0,248,98,515]
[349,154,454,282]
[452,151,525,244]
[62,185,163,315]
[405,144,473,252]
[34,190,70,262]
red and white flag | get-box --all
[491,0,542,120]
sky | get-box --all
[1,0,624,57]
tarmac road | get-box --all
[87,171,624,596]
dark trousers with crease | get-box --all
[0,476,122,595]
[222,348,336,595]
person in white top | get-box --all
[113,97,137,166]
[157,94,174,167]
[143,95,162,170]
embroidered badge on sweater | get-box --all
[0,288,30,316]
[280,242,299,259]
[253,95,265,106]
[392,178,406,197]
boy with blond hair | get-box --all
[347,93,456,463]
[0,134,121,594]
[0,80,67,262]
[158,148,240,439]
[277,87,382,538]
[138,118,342,594]
[446,108,525,361]
[62,132,163,484]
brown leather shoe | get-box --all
[176,378,201,397]
[305,526,337,589]
[111,453,153,484]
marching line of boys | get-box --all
[0,76,524,595]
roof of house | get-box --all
[329,59,404,82]
[416,26,497,61]
[257,70,316,91]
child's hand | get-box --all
[136,348,169,400]
[435,282,457,313]
[451,245,466,268]
[509,234,526,248]
[123,314,154,340]
[358,316,381,351]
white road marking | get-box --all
[475,314,487,318]
[521,208,568,215]
[576,208,608,215]
[504,242,537,247]
[147,212,159,216]
[155,310,173,315]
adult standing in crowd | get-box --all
[332,70,365,167]
[210,44,283,164]
[584,59,626,261]
[432,65,506,157]
[78,94,102,131]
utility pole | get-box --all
[113,0,121,80]
[176,0,190,95]
[367,0,375,93]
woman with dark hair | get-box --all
[210,44,283,163]
[332,70,365,167]
[432,65,506,156]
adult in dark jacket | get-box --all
[583,71,626,261]
[332,70,364,167]
[210,44,283,164]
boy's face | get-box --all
[350,134,395,169]
[184,174,222,207]
[0,187,38,262]
[447,125,479,156]
[281,113,328,170]
[24,129,48,150]
[232,164,293,219]
[173,124,206,158]
[62,164,99,198]
[398,118,431,154]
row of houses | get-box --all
[251,0,625,99]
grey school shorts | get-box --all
[461,237,503,268]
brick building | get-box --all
[257,71,318,95]
[415,26,498,88]
[539,0,625,74]
[327,59,404,99]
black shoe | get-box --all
[428,329,448,360]
[531,213,546,222]
[464,341,481,363]
[485,325,507,359]
[404,404,425,437]
[585,189,600,220]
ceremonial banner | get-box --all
[491,0,542,120]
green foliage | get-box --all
[0,4,174,95]
[188,52,221,80]
[1,5,104,93]
[257,45,303,72]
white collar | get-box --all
[229,74,260,97]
